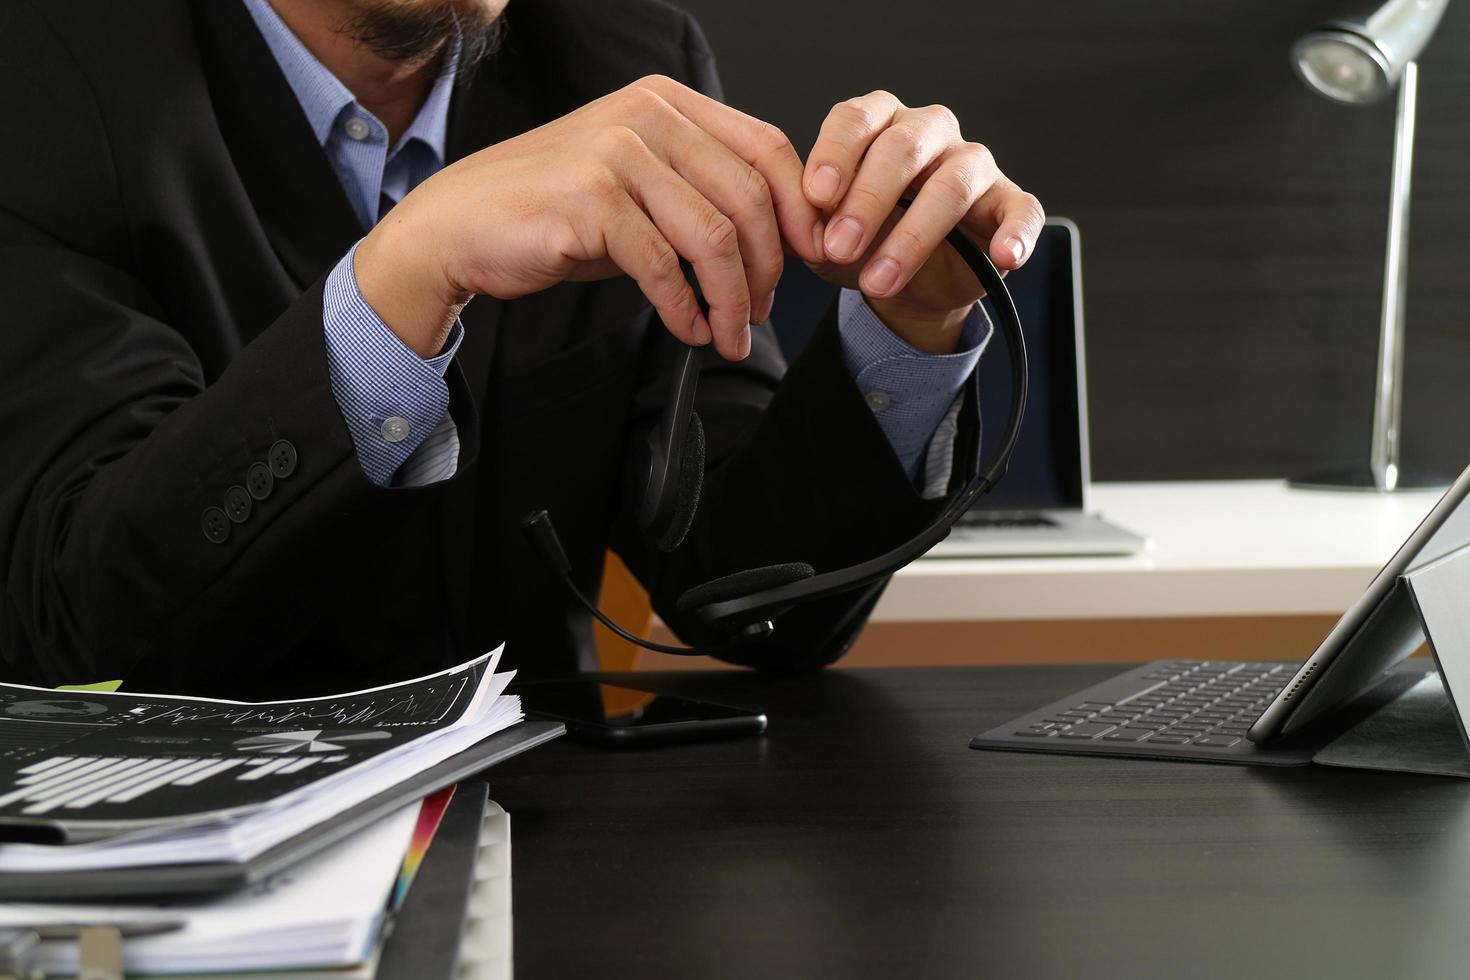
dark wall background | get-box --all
[677,0,1470,481]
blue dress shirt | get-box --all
[243,0,985,492]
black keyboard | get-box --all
[971,660,1323,766]
[956,512,1058,529]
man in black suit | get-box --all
[0,0,1044,698]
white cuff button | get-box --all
[381,416,411,443]
[865,390,892,413]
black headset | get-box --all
[522,209,1028,656]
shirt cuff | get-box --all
[322,241,465,488]
[837,289,990,481]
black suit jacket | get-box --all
[0,0,980,698]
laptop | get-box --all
[928,219,1147,558]
[970,461,1470,767]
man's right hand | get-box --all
[354,75,826,362]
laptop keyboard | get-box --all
[969,661,1322,766]
[956,512,1059,529]
[1010,661,1288,746]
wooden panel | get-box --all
[592,552,650,672]
[633,614,1420,670]
[677,0,1470,480]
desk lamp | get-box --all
[1289,0,1450,492]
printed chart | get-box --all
[0,656,489,829]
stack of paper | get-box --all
[0,798,430,975]
[0,647,521,873]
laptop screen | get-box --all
[971,221,1085,511]
[770,220,1087,512]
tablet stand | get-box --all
[1405,541,1470,719]
[1313,542,1470,777]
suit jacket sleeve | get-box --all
[607,12,984,673]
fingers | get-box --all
[632,92,785,323]
[807,90,1045,296]
[970,178,1047,271]
[599,195,712,350]
[631,76,824,265]
[803,90,902,213]
[599,127,752,360]
[820,103,963,268]
[858,143,999,298]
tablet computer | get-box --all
[1249,464,1470,742]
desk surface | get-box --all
[882,479,1445,621]
[488,665,1470,980]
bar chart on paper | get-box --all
[3,749,360,816]
[0,656,494,831]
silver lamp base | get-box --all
[1289,464,1452,493]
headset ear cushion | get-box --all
[653,411,705,553]
[675,561,815,615]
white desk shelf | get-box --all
[879,480,1444,622]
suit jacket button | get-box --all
[269,439,298,478]
[224,485,253,524]
[202,507,230,544]
[246,461,274,500]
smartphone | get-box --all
[517,680,767,747]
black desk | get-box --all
[479,665,1470,979]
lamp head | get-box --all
[1291,0,1448,105]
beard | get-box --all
[339,1,506,78]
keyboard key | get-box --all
[1171,722,1210,732]
[1097,713,1138,724]
[1194,735,1242,747]
[1074,702,1113,711]
[959,512,1058,529]
[1013,729,1056,737]
[1146,735,1193,744]
[1058,723,1116,739]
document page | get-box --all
[0,649,504,838]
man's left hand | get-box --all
[802,91,1045,355]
